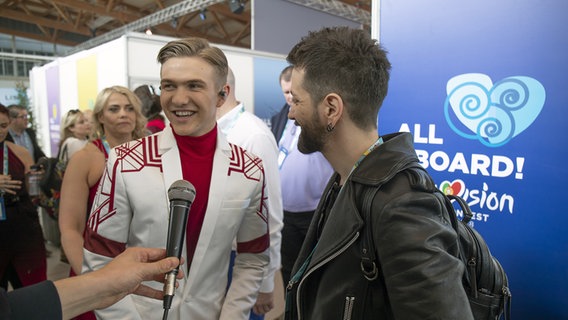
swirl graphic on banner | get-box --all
[444,73,545,147]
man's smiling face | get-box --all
[160,56,224,137]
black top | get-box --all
[270,103,290,142]
[1,281,62,320]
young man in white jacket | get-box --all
[83,37,270,320]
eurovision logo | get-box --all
[439,178,514,224]
[444,73,545,147]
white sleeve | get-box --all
[62,137,87,159]
[82,148,141,320]
[239,132,283,293]
[221,159,270,319]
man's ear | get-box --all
[323,93,343,127]
[216,84,229,108]
[221,83,231,98]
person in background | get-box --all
[0,103,47,292]
[59,109,92,161]
[284,26,472,319]
[134,84,166,134]
[82,109,96,139]
[58,86,147,320]
[83,37,269,320]
[1,247,182,320]
[217,68,284,319]
[6,104,51,260]
[56,109,92,264]
[6,104,46,163]
[270,66,333,290]
[270,66,293,142]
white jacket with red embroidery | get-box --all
[82,126,269,320]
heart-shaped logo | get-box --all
[439,179,465,197]
[444,73,545,147]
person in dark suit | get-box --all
[270,66,293,141]
[6,104,46,163]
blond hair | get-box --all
[92,86,147,139]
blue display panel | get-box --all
[379,1,568,318]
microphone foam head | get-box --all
[168,180,196,202]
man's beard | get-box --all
[297,113,327,154]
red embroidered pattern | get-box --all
[88,136,162,233]
[87,161,117,233]
[258,174,269,223]
[116,135,162,173]
[227,143,263,182]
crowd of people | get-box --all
[0,26,472,320]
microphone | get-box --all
[162,180,196,319]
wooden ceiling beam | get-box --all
[0,26,79,47]
[50,28,59,43]
[208,3,251,24]
[49,0,142,22]
[105,0,115,13]
[0,8,92,36]
[231,20,250,45]
[175,13,194,32]
[51,2,72,24]
[73,10,83,29]
[210,11,229,39]
[154,0,165,10]
[18,1,56,39]
[0,0,255,50]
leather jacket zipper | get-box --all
[343,296,355,320]
[295,232,360,320]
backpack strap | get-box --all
[58,143,68,163]
[360,186,380,281]
[360,163,431,282]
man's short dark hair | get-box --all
[7,104,26,119]
[287,26,391,130]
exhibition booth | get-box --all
[27,1,567,318]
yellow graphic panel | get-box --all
[76,55,98,110]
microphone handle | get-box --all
[163,199,191,314]
[166,199,191,260]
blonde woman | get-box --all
[59,86,146,275]
[59,109,91,161]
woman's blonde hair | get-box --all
[92,86,147,139]
[59,109,83,148]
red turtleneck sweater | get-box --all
[172,125,217,271]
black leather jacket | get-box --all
[285,132,473,320]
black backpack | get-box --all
[360,167,512,320]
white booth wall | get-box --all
[30,32,285,156]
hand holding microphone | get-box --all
[162,180,196,319]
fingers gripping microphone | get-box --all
[162,180,196,319]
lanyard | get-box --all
[101,137,111,155]
[290,137,384,288]
[348,137,383,178]
[285,243,317,312]
[3,143,8,175]
[279,119,300,152]
[0,144,6,216]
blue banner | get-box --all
[379,1,568,318]
[253,57,289,122]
